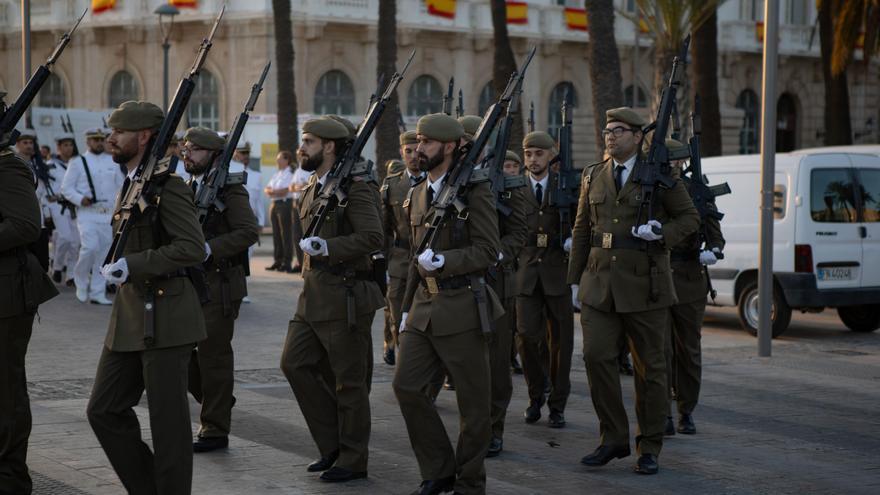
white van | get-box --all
[701,146,880,337]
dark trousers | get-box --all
[667,299,706,415]
[384,275,407,348]
[0,313,34,495]
[87,344,194,495]
[488,271,514,440]
[270,199,293,266]
[291,203,305,268]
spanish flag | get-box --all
[91,0,116,13]
[426,0,456,19]
[564,7,587,31]
[506,1,528,25]
[170,0,198,8]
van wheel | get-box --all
[737,280,792,338]
[837,305,880,332]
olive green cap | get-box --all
[416,113,464,143]
[504,150,522,165]
[107,100,164,131]
[666,138,690,161]
[386,159,405,175]
[326,115,357,139]
[606,106,646,128]
[184,126,225,151]
[302,117,350,140]
[399,130,418,146]
[457,115,482,136]
[523,131,556,150]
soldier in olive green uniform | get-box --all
[279,117,384,483]
[515,131,575,428]
[180,127,260,452]
[380,131,425,366]
[86,101,208,494]
[0,134,59,495]
[568,107,699,475]
[393,114,503,495]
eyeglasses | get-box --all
[602,127,636,138]
[180,145,206,156]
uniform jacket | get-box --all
[671,199,726,304]
[382,170,422,280]
[567,157,700,313]
[493,186,529,301]
[106,174,207,351]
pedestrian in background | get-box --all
[264,150,295,273]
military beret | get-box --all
[54,133,76,143]
[606,106,646,128]
[665,138,690,161]
[417,113,464,143]
[16,129,36,141]
[457,115,482,137]
[235,140,251,153]
[504,150,522,165]
[184,126,226,151]
[326,115,357,139]
[523,131,556,150]
[84,128,106,139]
[399,130,418,146]
[302,117,350,140]
[385,159,405,175]
[108,101,164,131]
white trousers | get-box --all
[73,215,113,299]
[48,202,80,276]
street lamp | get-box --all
[155,3,180,112]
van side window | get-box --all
[858,169,880,222]
[810,169,858,223]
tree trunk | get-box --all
[272,0,299,152]
[375,0,400,181]
[585,0,624,160]
[691,10,722,156]
[490,0,523,152]
[819,0,853,145]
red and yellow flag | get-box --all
[91,0,116,13]
[564,7,587,31]
[426,0,456,19]
[755,21,764,42]
[170,0,198,8]
[506,1,528,25]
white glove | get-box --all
[498,251,504,262]
[417,249,445,271]
[631,220,664,241]
[563,237,573,253]
[571,284,581,310]
[700,248,720,266]
[204,242,212,261]
[399,312,408,333]
[300,237,329,257]
[101,258,129,285]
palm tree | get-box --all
[272,0,299,152]
[691,9,722,156]
[490,0,524,151]
[585,0,624,160]
[375,0,401,181]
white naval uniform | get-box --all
[47,157,80,278]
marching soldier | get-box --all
[380,130,425,365]
[0,128,59,495]
[61,128,124,305]
[279,117,384,483]
[86,101,207,493]
[515,131,575,428]
[181,127,259,452]
[458,115,482,139]
[393,113,503,495]
[568,107,699,475]
[49,134,80,285]
[14,130,52,268]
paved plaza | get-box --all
[21,248,880,494]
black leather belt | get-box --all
[590,231,663,252]
[419,274,471,294]
[393,237,410,249]
[273,198,292,203]
[308,260,372,281]
[670,250,700,262]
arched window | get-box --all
[777,93,798,152]
[624,84,648,108]
[39,73,66,108]
[108,71,140,109]
[188,69,220,130]
[736,89,760,154]
[478,82,495,116]
[407,75,442,116]
[314,70,355,115]
[548,82,578,138]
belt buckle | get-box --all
[602,233,613,249]
[425,277,440,295]
[303,254,311,271]
[536,233,548,248]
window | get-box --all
[38,73,65,108]
[108,71,140,109]
[786,0,808,25]
[547,82,577,138]
[811,169,858,223]
[478,82,495,116]
[187,69,219,130]
[407,75,442,116]
[858,169,880,222]
[736,89,760,154]
[741,0,765,21]
[624,84,647,108]
[314,70,355,116]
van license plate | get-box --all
[817,267,854,281]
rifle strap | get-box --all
[80,156,98,203]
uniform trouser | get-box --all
[291,204,305,268]
[384,275,407,347]
[188,299,241,438]
[667,299,706,415]
[280,314,373,472]
[0,313,35,495]
[581,305,669,456]
[515,284,574,412]
[393,324,490,495]
[86,344,194,495]
[73,216,112,299]
[269,199,293,266]
[488,297,514,440]
[49,206,79,276]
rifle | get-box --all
[397,107,407,132]
[527,102,535,132]
[195,61,270,227]
[105,6,225,268]
[63,114,81,156]
[0,9,86,147]
[550,89,579,245]
[456,89,464,118]
[102,117,108,128]
[304,50,415,241]
[442,77,454,115]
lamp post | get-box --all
[155,3,180,112]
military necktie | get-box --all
[535,182,543,205]
[120,177,131,199]
[615,164,626,192]
[427,183,434,204]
